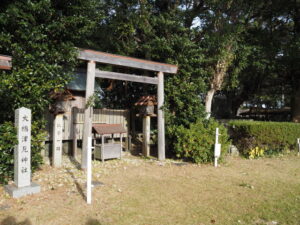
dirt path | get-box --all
[1,155,300,225]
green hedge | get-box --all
[0,121,45,184]
[228,120,300,156]
[0,122,17,184]
[174,119,231,163]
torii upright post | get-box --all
[157,72,165,161]
[82,61,95,169]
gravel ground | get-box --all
[2,152,177,199]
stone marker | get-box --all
[52,114,63,167]
[5,107,40,198]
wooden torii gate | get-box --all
[77,49,178,169]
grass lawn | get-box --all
[0,154,299,225]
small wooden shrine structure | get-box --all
[135,95,157,157]
[77,48,178,168]
[93,124,127,162]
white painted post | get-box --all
[52,114,63,167]
[87,136,92,204]
[142,116,151,157]
[297,138,300,156]
[82,61,96,169]
[214,128,221,167]
[157,72,165,161]
[215,128,219,144]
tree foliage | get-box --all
[0,0,103,121]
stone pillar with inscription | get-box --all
[4,107,41,198]
[52,114,63,167]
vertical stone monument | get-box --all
[52,114,63,167]
[5,107,40,198]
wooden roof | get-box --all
[0,55,12,70]
[78,49,178,74]
[92,124,127,135]
[134,95,157,106]
[50,89,76,101]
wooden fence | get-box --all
[45,108,130,141]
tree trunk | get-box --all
[292,85,300,122]
[205,89,215,119]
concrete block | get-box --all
[4,182,40,198]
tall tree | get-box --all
[227,0,300,121]
[0,0,103,121]
[93,1,207,127]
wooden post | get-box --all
[120,133,123,159]
[125,110,130,152]
[157,72,165,161]
[52,114,63,167]
[72,108,78,159]
[101,135,104,163]
[82,61,96,169]
[142,116,151,157]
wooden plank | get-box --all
[72,108,78,158]
[157,72,165,161]
[101,136,104,163]
[95,70,158,85]
[45,108,130,140]
[82,61,96,169]
[78,49,178,74]
[120,134,123,159]
[70,108,129,139]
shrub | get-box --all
[248,146,265,159]
[0,121,45,185]
[0,122,17,184]
[174,119,231,163]
[31,121,46,172]
[228,120,300,157]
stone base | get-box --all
[4,182,40,198]
[229,145,239,156]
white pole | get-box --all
[297,138,300,156]
[87,136,92,204]
[214,157,218,168]
[214,128,220,168]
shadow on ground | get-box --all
[0,216,31,225]
[68,155,82,169]
[86,218,103,225]
[64,155,86,201]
